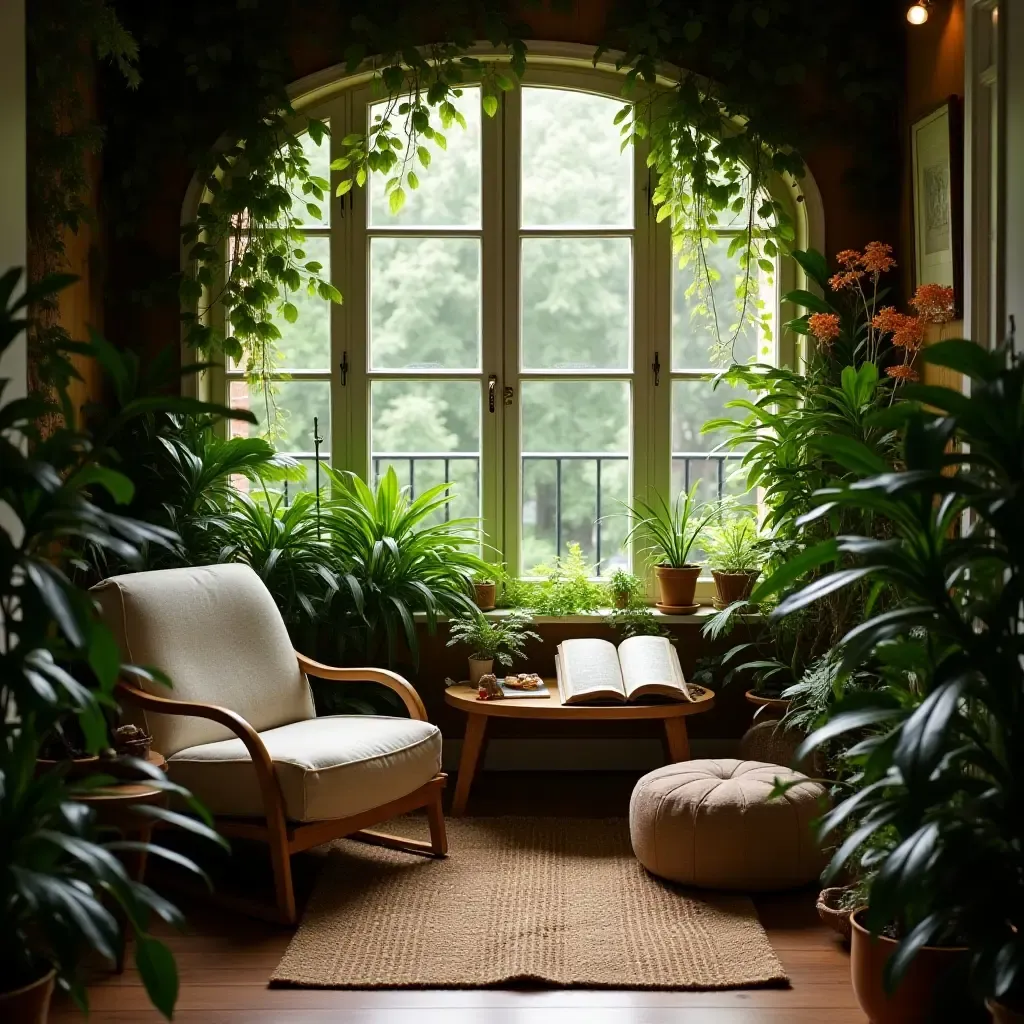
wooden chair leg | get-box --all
[426,784,448,856]
[267,822,296,925]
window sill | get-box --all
[413,606,748,625]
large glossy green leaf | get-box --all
[749,539,839,604]
[920,338,1002,381]
[135,936,179,1021]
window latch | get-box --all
[488,374,497,413]
[652,351,661,387]
[339,351,348,387]
[503,386,514,406]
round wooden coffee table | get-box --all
[444,682,715,815]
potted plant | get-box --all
[608,568,642,609]
[0,271,232,1021]
[621,483,718,610]
[473,569,498,611]
[756,338,1024,1022]
[446,609,540,685]
[702,506,763,609]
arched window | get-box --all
[205,55,812,583]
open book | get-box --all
[555,636,692,704]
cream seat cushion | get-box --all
[629,759,826,890]
[168,716,442,823]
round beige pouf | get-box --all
[629,759,827,890]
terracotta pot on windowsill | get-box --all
[474,582,496,611]
[654,564,701,609]
[849,909,982,1024]
[468,657,494,686]
[711,569,761,609]
[0,969,56,1024]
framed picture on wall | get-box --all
[911,96,964,310]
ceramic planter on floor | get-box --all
[0,970,56,1024]
[850,909,981,1023]
[744,689,791,721]
[816,887,856,941]
[468,657,494,686]
[474,582,496,611]
[654,565,701,608]
[711,569,761,608]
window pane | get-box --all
[288,131,331,226]
[368,91,481,228]
[521,237,631,370]
[521,88,632,228]
[520,380,629,572]
[230,380,330,455]
[671,378,752,504]
[370,237,481,370]
[370,380,480,521]
[672,238,774,370]
[276,236,331,370]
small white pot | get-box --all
[468,657,494,686]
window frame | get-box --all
[188,49,815,600]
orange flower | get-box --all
[892,315,925,351]
[808,312,841,344]
[911,283,955,324]
[835,249,861,269]
[862,241,896,275]
[829,270,864,291]
[871,306,903,335]
[885,364,919,382]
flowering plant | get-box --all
[795,242,955,385]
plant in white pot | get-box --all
[703,505,764,608]
[620,483,718,611]
[446,609,540,685]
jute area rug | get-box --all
[271,816,788,990]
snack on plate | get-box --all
[504,672,543,691]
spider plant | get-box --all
[216,490,347,627]
[321,466,485,666]
[620,482,719,568]
[702,506,763,573]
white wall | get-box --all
[0,0,26,402]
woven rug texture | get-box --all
[272,816,788,990]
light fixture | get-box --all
[907,1,931,25]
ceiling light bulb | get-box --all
[907,2,930,25]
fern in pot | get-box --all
[703,506,764,609]
[446,610,540,685]
[620,483,718,611]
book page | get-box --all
[556,639,626,703]
[619,635,692,702]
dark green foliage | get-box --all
[779,338,1024,1006]
[0,271,227,1014]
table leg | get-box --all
[663,717,691,763]
[451,713,488,816]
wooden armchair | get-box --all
[93,564,447,925]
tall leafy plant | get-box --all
[321,466,484,666]
[761,337,1024,1009]
[0,270,230,1015]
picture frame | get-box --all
[910,96,964,312]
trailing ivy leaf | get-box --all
[282,302,298,324]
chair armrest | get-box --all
[294,652,428,722]
[116,683,286,827]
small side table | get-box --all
[74,752,169,971]
[444,681,716,816]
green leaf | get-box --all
[335,178,354,197]
[388,187,406,215]
[921,338,1000,380]
[282,302,298,324]
[135,937,179,1020]
[305,203,322,220]
[88,623,122,691]
[790,248,831,290]
[684,19,702,40]
[784,288,833,314]
[417,146,431,168]
[407,171,419,190]
[749,539,840,604]
[482,93,498,117]
[72,465,135,505]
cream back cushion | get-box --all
[92,564,315,755]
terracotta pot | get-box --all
[711,569,761,609]
[654,564,701,608]
[745,689,791,720]
[850,909,979,1023]
[0,969,56,1024]
[468,658,494,686]
[474,581,496,611]
[988,999,1024,1023]
[816,887,857,941]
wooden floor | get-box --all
[52,772,865,1024]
